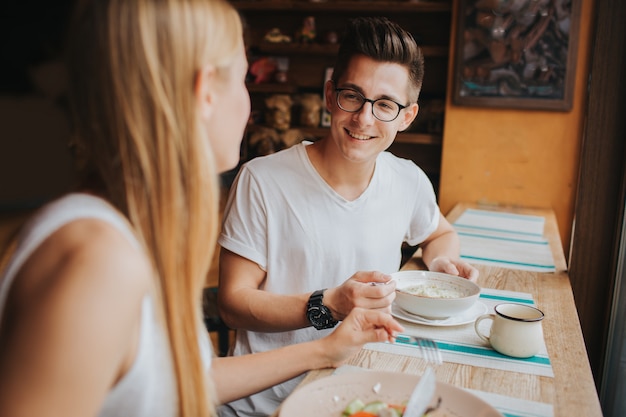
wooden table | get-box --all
[276,203,603,417]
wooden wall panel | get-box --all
[569,0,626,390]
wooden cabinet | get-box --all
[232,1,452,192]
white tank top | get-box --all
[0,193,213,417]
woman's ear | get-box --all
[195,64,217,120]
[398,102,419,132]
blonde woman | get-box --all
[0,1,403,416]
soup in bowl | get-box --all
[392,270,480,319]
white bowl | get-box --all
[392,270,480,319]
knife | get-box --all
[403,367,436,417]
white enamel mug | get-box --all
[474,303,545,358]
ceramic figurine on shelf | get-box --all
[264,27,291,43]
[248,127,281,156]
[323,30,339,44]
[248,127,304,157]
[280,128,305,149]
[297,93,323,128]
[273,56,290,84]
[274,71,288,84]
[249,57,277,84]
[264,94,293,131]
[296,16,316,43]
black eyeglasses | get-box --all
[335,88,408,122]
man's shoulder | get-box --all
[241,143,306,174]
[379,151,425,177]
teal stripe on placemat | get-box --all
[498,410,548,417]
[479,293,535,305]
[464,209,544,222]
[454,224,544,237]
[456,231,550,245]
[394,336,551,366]
[433,341,551,366]
[461,255,555,270]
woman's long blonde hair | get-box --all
[66,0,242,415]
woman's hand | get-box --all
[320,308,404,368]
[211,308,403,403]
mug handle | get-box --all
[474,313,495,343]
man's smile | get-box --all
[346,129,375,140]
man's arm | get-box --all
[420,213,479,281]
[217,248,397,332]
[217,248,311,332]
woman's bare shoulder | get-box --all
[0,217,155,415]
[14,216,152,303]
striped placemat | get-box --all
[365,288,554,377]
[469,388,553,417]
[453,209,556,273]
[334,365,554,417]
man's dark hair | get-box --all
[331,17,424,103]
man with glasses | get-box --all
[217,17,478,417]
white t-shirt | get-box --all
[218,142,439,417]
[0,193,213,417]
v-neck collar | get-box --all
[298,142,378,205]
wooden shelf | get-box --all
[255,42,339,56]
[254,42,448,57]
[232,1,451,12]
[395,132,442,145]
[246,83,299,94]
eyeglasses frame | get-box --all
[334,87,408,122]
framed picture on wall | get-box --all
[453,0,581,111]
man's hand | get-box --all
[324,271,396,320]
[429,257,479,282]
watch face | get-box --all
[307,305,336,329]
[307,306,328,326]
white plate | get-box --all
[392,301,488,327]
[279,370,502,417]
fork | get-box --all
[394,334,443,365]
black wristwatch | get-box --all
[306,289,338,330]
